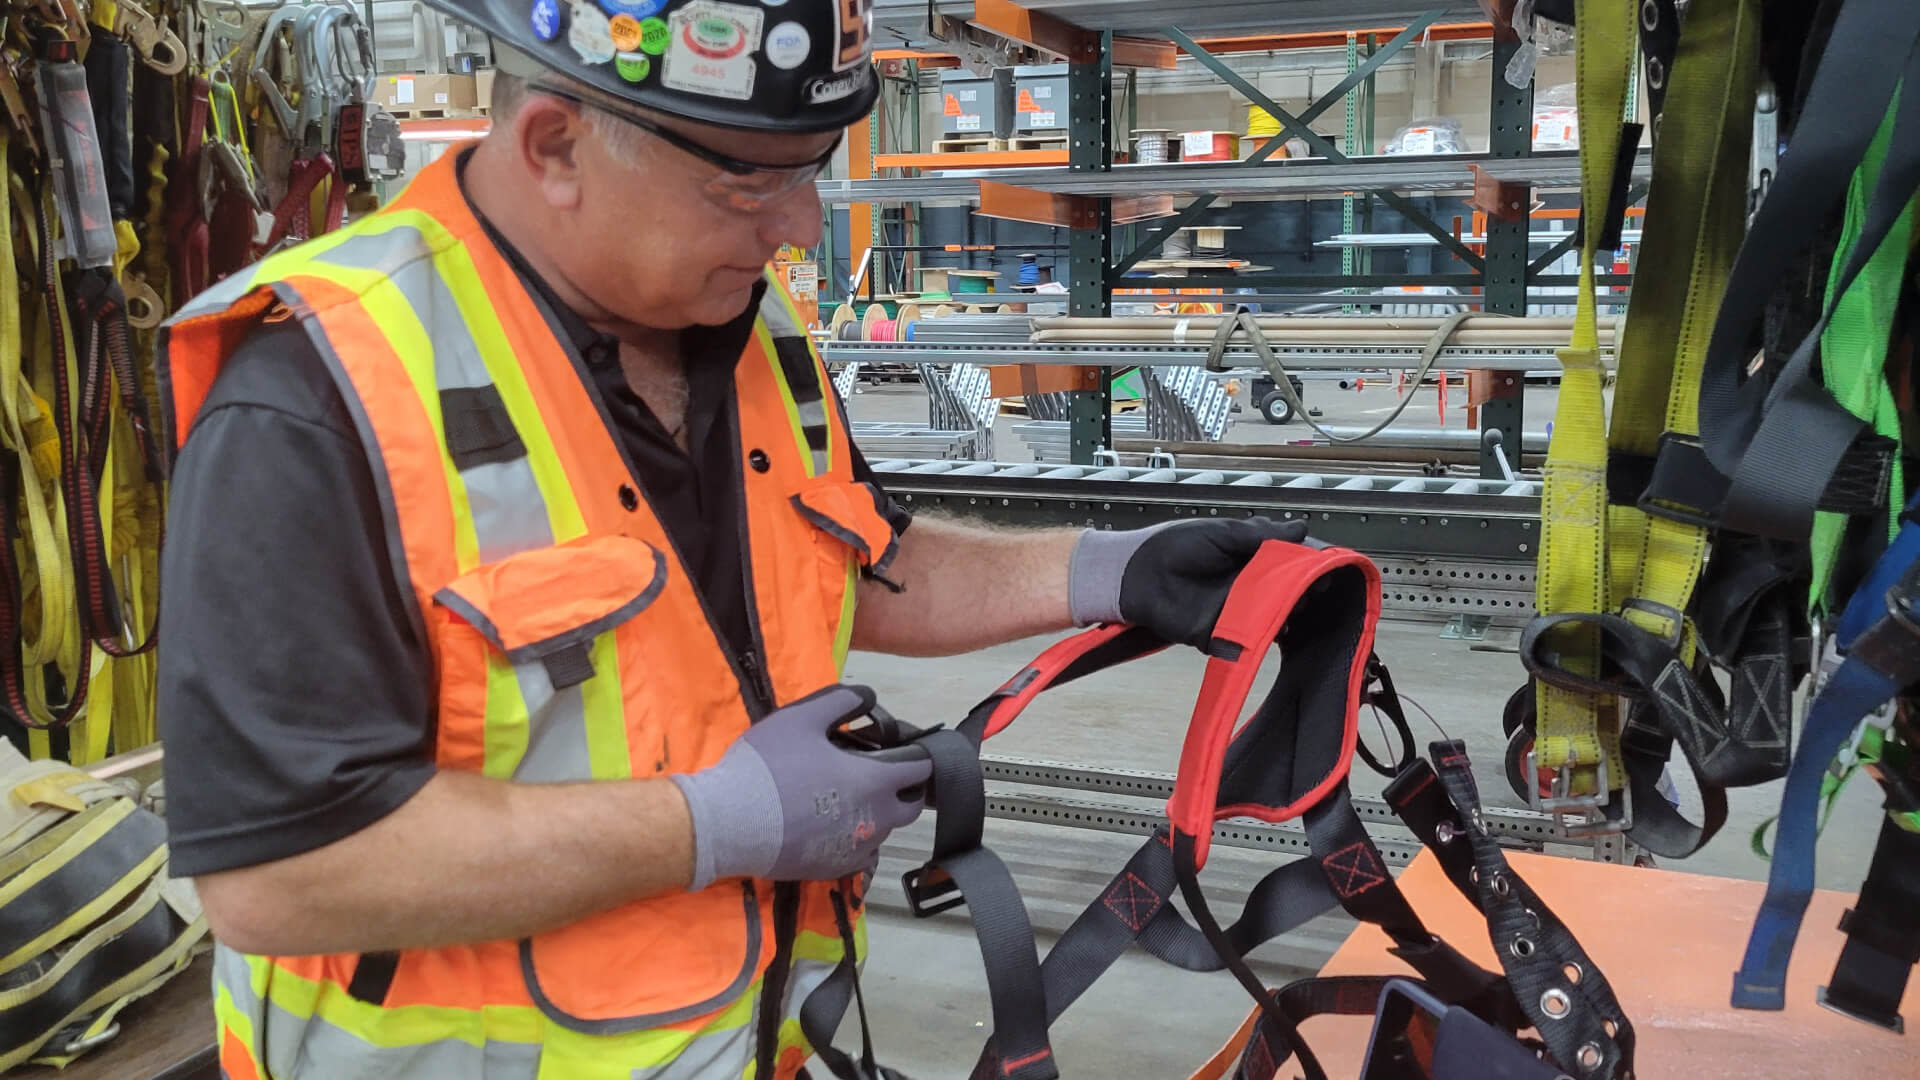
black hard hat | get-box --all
[426,0,880,133]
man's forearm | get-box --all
[194,770,694,955]
[850,515,1081,656]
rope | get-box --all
[1207,308,1475,444]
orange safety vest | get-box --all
[158,152,899,1080]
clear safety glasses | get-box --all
[535,84,839,213]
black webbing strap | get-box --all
[1520,609,1736,856]
[1636,0,1682,132]
[796,887,909,1080]
[1429,743,1636,1078]
[0,804,163,958]
[1695,0,1920,540]
[1818,815,1920,1031]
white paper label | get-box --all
[1181,130,1214,157]
[1032,85,1050,100]
[434,91,449,104]
[786,262,818,297]
[764,21,811,69]
[1031,110,1056,127]
[955,114,982,132]
[663,1,763,100]
[569,2,617,64]
[394,78,415,104]
[1401,128,1436,154]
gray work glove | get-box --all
[1068,517,1312,649]
[672,684,932,890]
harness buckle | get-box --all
[900,864,967,919]
[1525,744,1631,836]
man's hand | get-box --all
[1067,518,1311,648]
[671,685,932,889]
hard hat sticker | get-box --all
[530,0,563,41]
[609,13,642,50]
[638,16,669,54]
[662,1,762,100]
[596,0,665,18]
[803,68,862,104]
[568,1,617,63]
[832,0,872,71]
[615,51,652,81]
[763,21,810,70]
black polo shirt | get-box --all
[158,183,904,877]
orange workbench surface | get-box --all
[1284,851,1918,1078]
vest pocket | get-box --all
[790,478,902,584]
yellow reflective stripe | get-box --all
[281,256,482,572]
[760,322,817,478]
[580,628,630,779]
[482,652,532,779]
[833,562,858,675]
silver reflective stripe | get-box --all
[508,660,592,783]
[626,1004,756,1080]
[314,228,555,562]
[215,945,543,1079]
[756,286,801,340]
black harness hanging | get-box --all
[806,540,1637,1080]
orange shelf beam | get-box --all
[875,149,1069,169]
[967,0,1175,68]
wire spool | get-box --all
[835,319,863,341]
[948,271,996,295]
[896,302,924,326]
[828,304,856,336]
[964,305,986,315]
[1161,230,1192,259]
[866,318,899,342]
[860,302,887,338]
[1134,129,1172,164]
[933,304,955,318]
[1247,105,1281,139]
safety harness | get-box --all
[0,738,207,1070]
[807,540,1634,1080]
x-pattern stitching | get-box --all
[1653,659,1724,753]
[1322,842,1386,898]
[1102,872,1161,933]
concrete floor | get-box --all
[825,378,1894,1076]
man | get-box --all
[156,1,1304,1075]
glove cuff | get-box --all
[1068,526,1154,626]
[670,748,783,891]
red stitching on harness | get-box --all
[1321,842,1387,898]
[1001,1047,1053,1074]
[1391,769,1436,805]
[1245,1029,1277,1079]
[1102,872,1161,932]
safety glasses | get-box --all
[534,84,839,212]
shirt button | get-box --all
[618,484,639,511]
[748,449,770,473]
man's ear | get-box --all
[515,98,587,211]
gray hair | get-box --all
[488,69,655,168]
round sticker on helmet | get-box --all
[568,1,616,63]
[763,21,809,69]
[608,13,642,50]
[638,16,669,53]
[615,51,651,81]
[685,14,748,58]
[530,0,563,41]
[595,0,664,18]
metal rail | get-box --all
[816,150,1650,205]
[981,756,1643,865]
[824,340,1608,371]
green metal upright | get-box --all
[1479,34,1534,478]
[1066,32,1114,464]
[1342,33,1358,312]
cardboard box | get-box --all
[476,68,496,111]
[373,74,478,113]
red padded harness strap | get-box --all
[960,623,1167,743]
[1167,540,1380,867]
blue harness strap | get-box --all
[1734,494,1920,1010]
